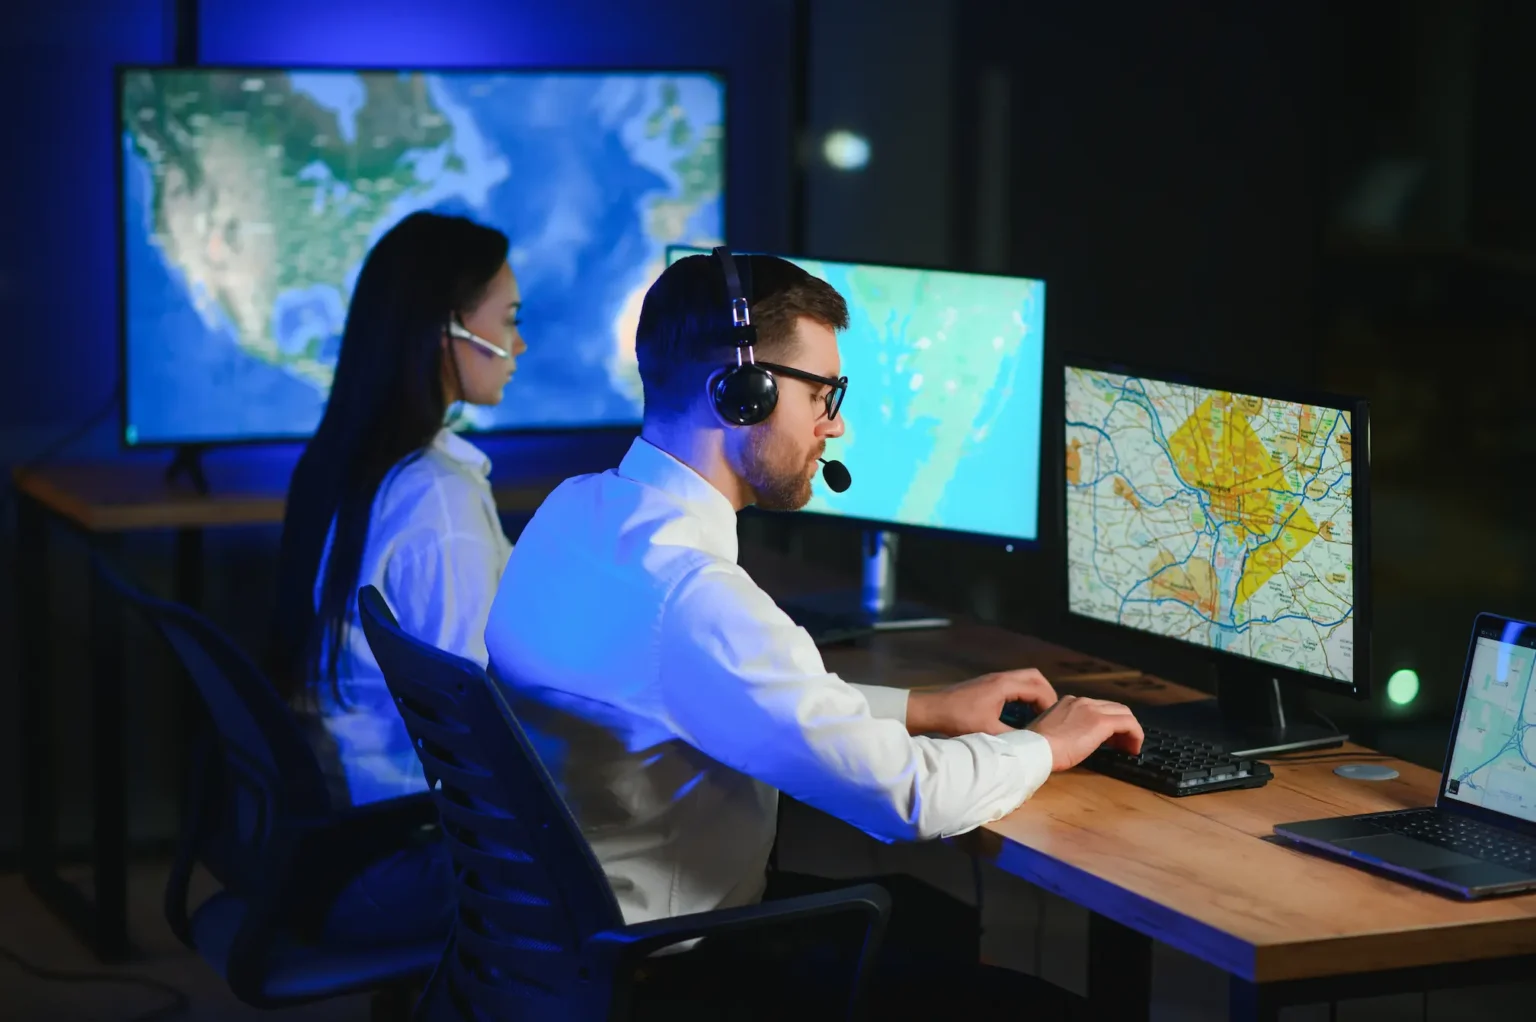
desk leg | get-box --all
[173,527,203,610]
[1229,977,1279,1022]
[1087,912,1152,1022]
[18,511,130,961]
[17,494,55,882]
[170,527,207,828]
[89,534,130,961]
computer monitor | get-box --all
[668,245,1046,629]
[1063,358,1371,754]
[119,66,725,485]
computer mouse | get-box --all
[999,701,1039,729]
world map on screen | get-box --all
[122,68,724,444]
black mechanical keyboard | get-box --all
[1085,727,1273,795]
[1371,809,1536,871]
[999,702,1272,796]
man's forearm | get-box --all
[848,683,945,736]
[848,683,911,727]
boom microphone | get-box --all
[818,457,852,493]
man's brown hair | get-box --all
[635,253,849,421]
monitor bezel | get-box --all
[1436,612,1536,840]
[115,62,730,450]
[666,243,1048,551]
[1058,353,1372,700]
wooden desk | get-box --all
[807,619,1536,1021]
[15,459,565,532]
[11,459,566,961]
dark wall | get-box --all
[801,0,955,266]
[801,2,1330,694]
[1,0,169,860]
[1315,0,1536,745]
[1,1,168,457]
[0,0,798,856]
[951,0,1323,384]
[1472,2,1536,251]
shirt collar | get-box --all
[432,428,492,478]
[617,437,739,562]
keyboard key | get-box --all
[1372,809,1536,866]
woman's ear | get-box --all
[440,338,464,404]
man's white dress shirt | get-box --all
[304,429,512,806]
[484,437,1052,925]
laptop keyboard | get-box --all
[1375,809,1536,871]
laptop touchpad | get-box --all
[1337,834,1482,870]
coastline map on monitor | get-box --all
[1064,365,1357,683]
[120,67,725,445]
[669,247,1046,543]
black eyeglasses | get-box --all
[757,362,848,421]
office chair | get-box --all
[93,555,443,1017]
[356,583,892,1021]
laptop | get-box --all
[1274,612,1536,899]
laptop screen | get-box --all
[1444,617,1536,824]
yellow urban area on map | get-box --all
[1164,392,1325,609]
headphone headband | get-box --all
[713,246,756,356]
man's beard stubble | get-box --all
[742,425,819,512]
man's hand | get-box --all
[906,669,1058,738]
[1024,695,1144,771]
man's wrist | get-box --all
[906,689,943,736]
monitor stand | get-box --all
[1136,663,1346,758]
[786,530,951,632]
[165,444,210,496]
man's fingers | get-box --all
[1106,733,1145,755]
[1029,693,1075,720]
[996,669,1057,706]
[1073,696,1132,712]
[1099,713,1145,753]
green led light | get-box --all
[1386,669,1420,706]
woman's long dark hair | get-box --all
[269,211,509,704]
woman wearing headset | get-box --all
[269,210,526,944]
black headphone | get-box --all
[709,246,779,426]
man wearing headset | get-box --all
[483,251,1143,1012]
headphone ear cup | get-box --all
[712,366,779,426]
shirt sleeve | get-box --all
[383,526,509,669]
[848,684,910,724]
[655,563,1053,843]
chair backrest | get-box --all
[94,555,332,895]
[357,585,625,1019]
